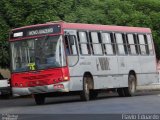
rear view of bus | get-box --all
[10,23,70,104]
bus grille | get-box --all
[28,86,48,94]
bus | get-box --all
[10,21,158,105]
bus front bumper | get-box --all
[12,82,69,97]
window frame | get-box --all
[126,33,139,55]
[114,32,128,55]
[137,34,149,56]
[77,31,91,56]
[89,31,103,56]
[64,35,78,56]
[101,32,116,56]
[146,34,154,55]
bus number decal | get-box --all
[97,58,110,71]
[27,63,35,70]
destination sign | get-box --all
[10,24,61,39]
[13,32,23,37]
[28,28,54,36]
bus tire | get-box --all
[80,76,91,101]
[34,94,45,105]
[124,74,136,97]
[117,88,125,97]
[90,90,98,100]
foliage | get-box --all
[0,0,160,68]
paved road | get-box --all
[0,91,160,120]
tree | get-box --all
[0,14,10,68]
[0,0,160,68]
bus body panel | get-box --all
[12,81,70,96]
[11,67,69,87]
[68,55,158,91]
[11,67,70,96]
[62,23,151,33]
[68,55,126,91]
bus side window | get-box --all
[127,34,137,55]
[64,35,78,55]
[78,32,90,55]
[138,34,147,55]
[90,32,103,55]
[101,32,114,55]
[144,35,150,55]
[115,33,126,55]
[133,34,139,54]
[122,34,128,54]
[146,34,154,55]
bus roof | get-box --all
[62,23,151,33]
[12,21,151,33]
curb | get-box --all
[137,83,160,91]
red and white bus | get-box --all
[10,21,158,104]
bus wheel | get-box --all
[117,88,125,97]
[90,90,98,100]
[124,74,136,97]
[80,76,91,101]
[34,94,45,105]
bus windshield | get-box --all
[11,35,66,72]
